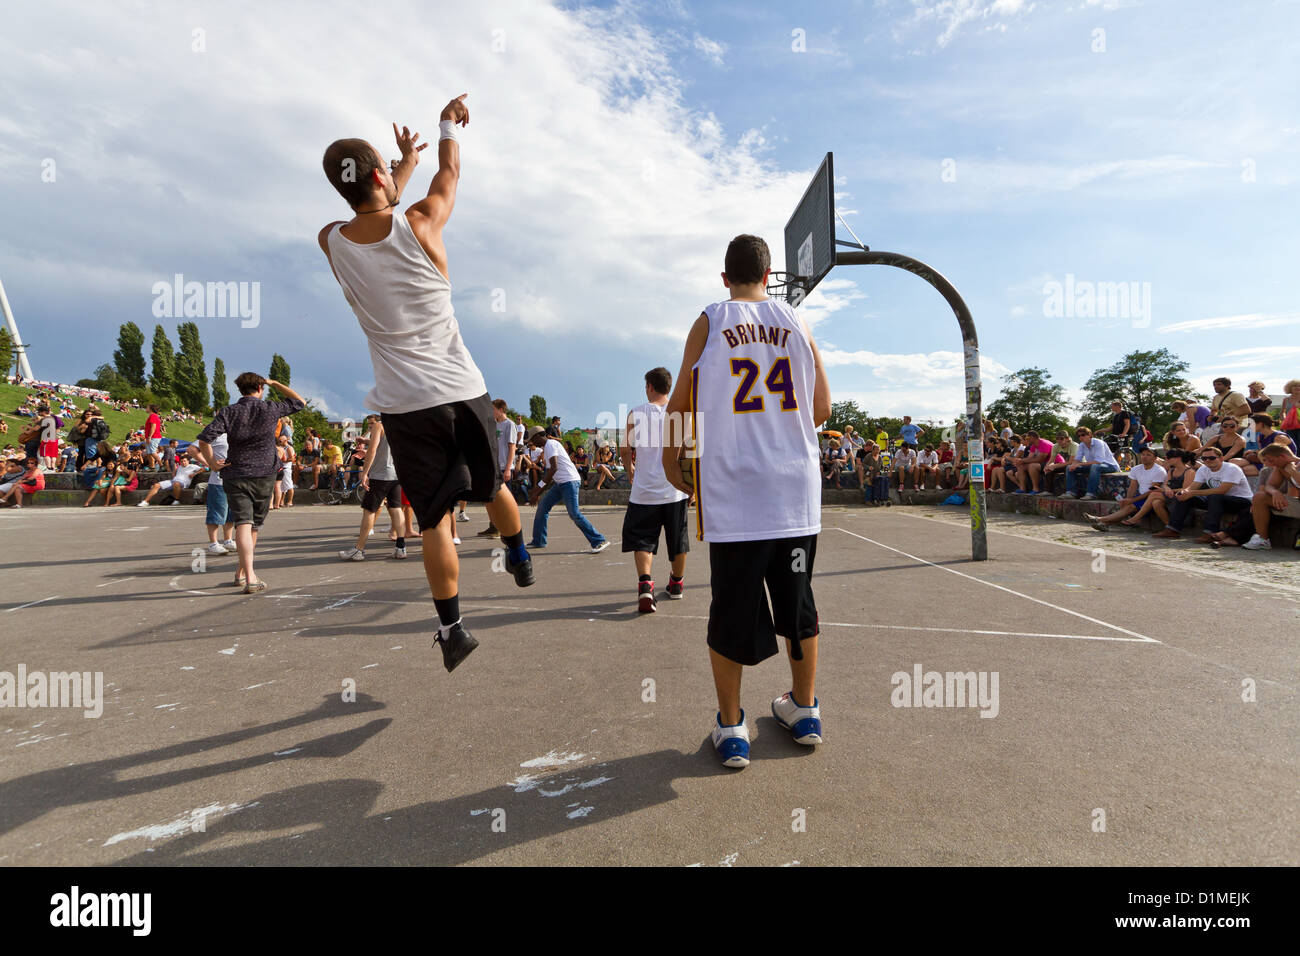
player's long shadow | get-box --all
[107,724,811,866]
[293,600,645,639]
[0,693,390,837]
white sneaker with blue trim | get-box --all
[711,711,750,768]
[772,692,823,745]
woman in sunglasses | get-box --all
[1204,418,1245,461]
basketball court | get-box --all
[1,503,1294,866]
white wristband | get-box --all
[439,120,458,142]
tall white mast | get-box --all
[0,274,35,381]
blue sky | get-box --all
[2,0,1297,426]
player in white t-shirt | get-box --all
[619,367,690,613]
[1155,447,1255,541]
[526,433,609,552]
[318,93,533,674]
[1085,446,1167,531]
[661,234,831,770]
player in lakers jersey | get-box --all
[662,235,831,769]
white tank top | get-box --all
[628,401,688,506]
[327,213,487,413]
[691,298,820,542]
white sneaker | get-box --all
[171,499,181,505]
[392,546,407,559]
[710,711,750,768]
[771,692,823,745]
[222,539,237,551]
[1081,493,1098,501]
[137,501,149,507]
[206,542,228,555]
[452,535,461,545]
[590,540,611,554]
[339,547,365,561]
[456,512,470,522]
[1242,534,1272,551]
[1059,492,1077,500]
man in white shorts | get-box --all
[138,452,202,506]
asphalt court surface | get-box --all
[1,504,1295,865]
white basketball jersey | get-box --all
[628,401,688,506]
[690,298,820,542]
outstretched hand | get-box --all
[440,93,470,126]
[393,123,428,161]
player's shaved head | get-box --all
[323,138,385,209]
[724,235,771,285]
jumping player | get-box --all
[319,94,533,673]
[619,367,689,613]
[662,234,831,769]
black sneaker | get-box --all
[638,580,657,613]
[434,622,479,673]
[506,550,535,587]
[477,525,498,537]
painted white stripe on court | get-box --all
[6,596,60,612]
[832,526,1160,644]
[96,576,135,588]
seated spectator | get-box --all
[1012,430,1056,494]
[1153,448,1253,542]
[1131,449,1200,529]
[936,440,956,487]
[1246,381,1272,415]
[0,457,44,508]
[1203,417,1245,462]
[1162,420,1201,458]
[137,453,203,507]
[84,460,117,507]
[915,444,939,489]
[572,444,590,484]
[1280,379,1300,447]
[1233,414,1297,477]
[1171,399,1211,437]
[109,458,140,506]
[1212,444,1300,550]
[999,420,1012,440]
[1085,447,1167,530]
[822,439,847,486]
[589,445,617,490]
[891,444,917,492]
[1061,426,1119,500]
[860,443,889,505]
[316,438,344,488]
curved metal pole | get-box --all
[832,250,987,561]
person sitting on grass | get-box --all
[1061,426,1119,500]
[1085,447,1167,531]
[1152,448,1253,543]
[1210,443,1300,551]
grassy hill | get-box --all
[0,382,204,451]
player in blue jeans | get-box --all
[526,432,610,553]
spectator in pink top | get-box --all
[1012,430,1057,494]
[144,404,163,468]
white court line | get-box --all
[6,595,60,612]
[96,576,135,588]
[670,614,1146,644]
[832,526,1160,644]
[882,509,1300,596]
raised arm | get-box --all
[409,94,469,230]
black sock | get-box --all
[396,537,405,548]
[434,595,460,629]
[502,531,524,550]
[639,574,652,582]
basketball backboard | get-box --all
[779,152,836,304]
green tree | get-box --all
[0,328,12,379]
[826,399,869,436]
[1080,349,1198,438]
[212,357,231,409]
[986,367,1071,434]
[268,353,291,401]
[292,402,341,451]
[529,394,548,423]
[90,363,122,392]
[173,321,209,413]
[112,321,147,388]
[149,325,176,402]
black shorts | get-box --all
[381,394,500,534]
[707,534,819,666]
[621,500,690,559]
[361,478,401,513]
[223,475,275,528]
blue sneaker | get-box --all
[710,711,750,768]
[772,692,822,745]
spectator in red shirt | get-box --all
[144,404,163,468]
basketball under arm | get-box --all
[662,314,709,476]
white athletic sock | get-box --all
[437,618,462,640]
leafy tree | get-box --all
[268,353,291,401]
[173,321,209,413]
[826,400,869,436]
[149,325,176,401]
[90,363,122,392]
[0,328,12,379]
[529,395,548,423]
[212,357,231,409]
[292,402,341,451]
[986,367,1071,434]
[1080,349,1198,438]
[112,321,147,388]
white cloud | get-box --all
[820,347,1011,388]
[692,33,727,66]
[1156,312,1300,334]
[906,0,1036,48]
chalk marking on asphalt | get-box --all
[833,526,1159,643]
[96,577,135,588]
[167,576,207,597]
[878,509,1300,596]
[322,593,362,610]
[6,596,60,612]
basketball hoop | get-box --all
[766,271,809,305]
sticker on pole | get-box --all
[970,462,985,482]
[968,440,983,462]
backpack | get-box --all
[93,418,110,440]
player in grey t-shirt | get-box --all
[478,398,520,537]
[339,417,410,561]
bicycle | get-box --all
[316,472,361,506]
[1104,433,1138,472]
